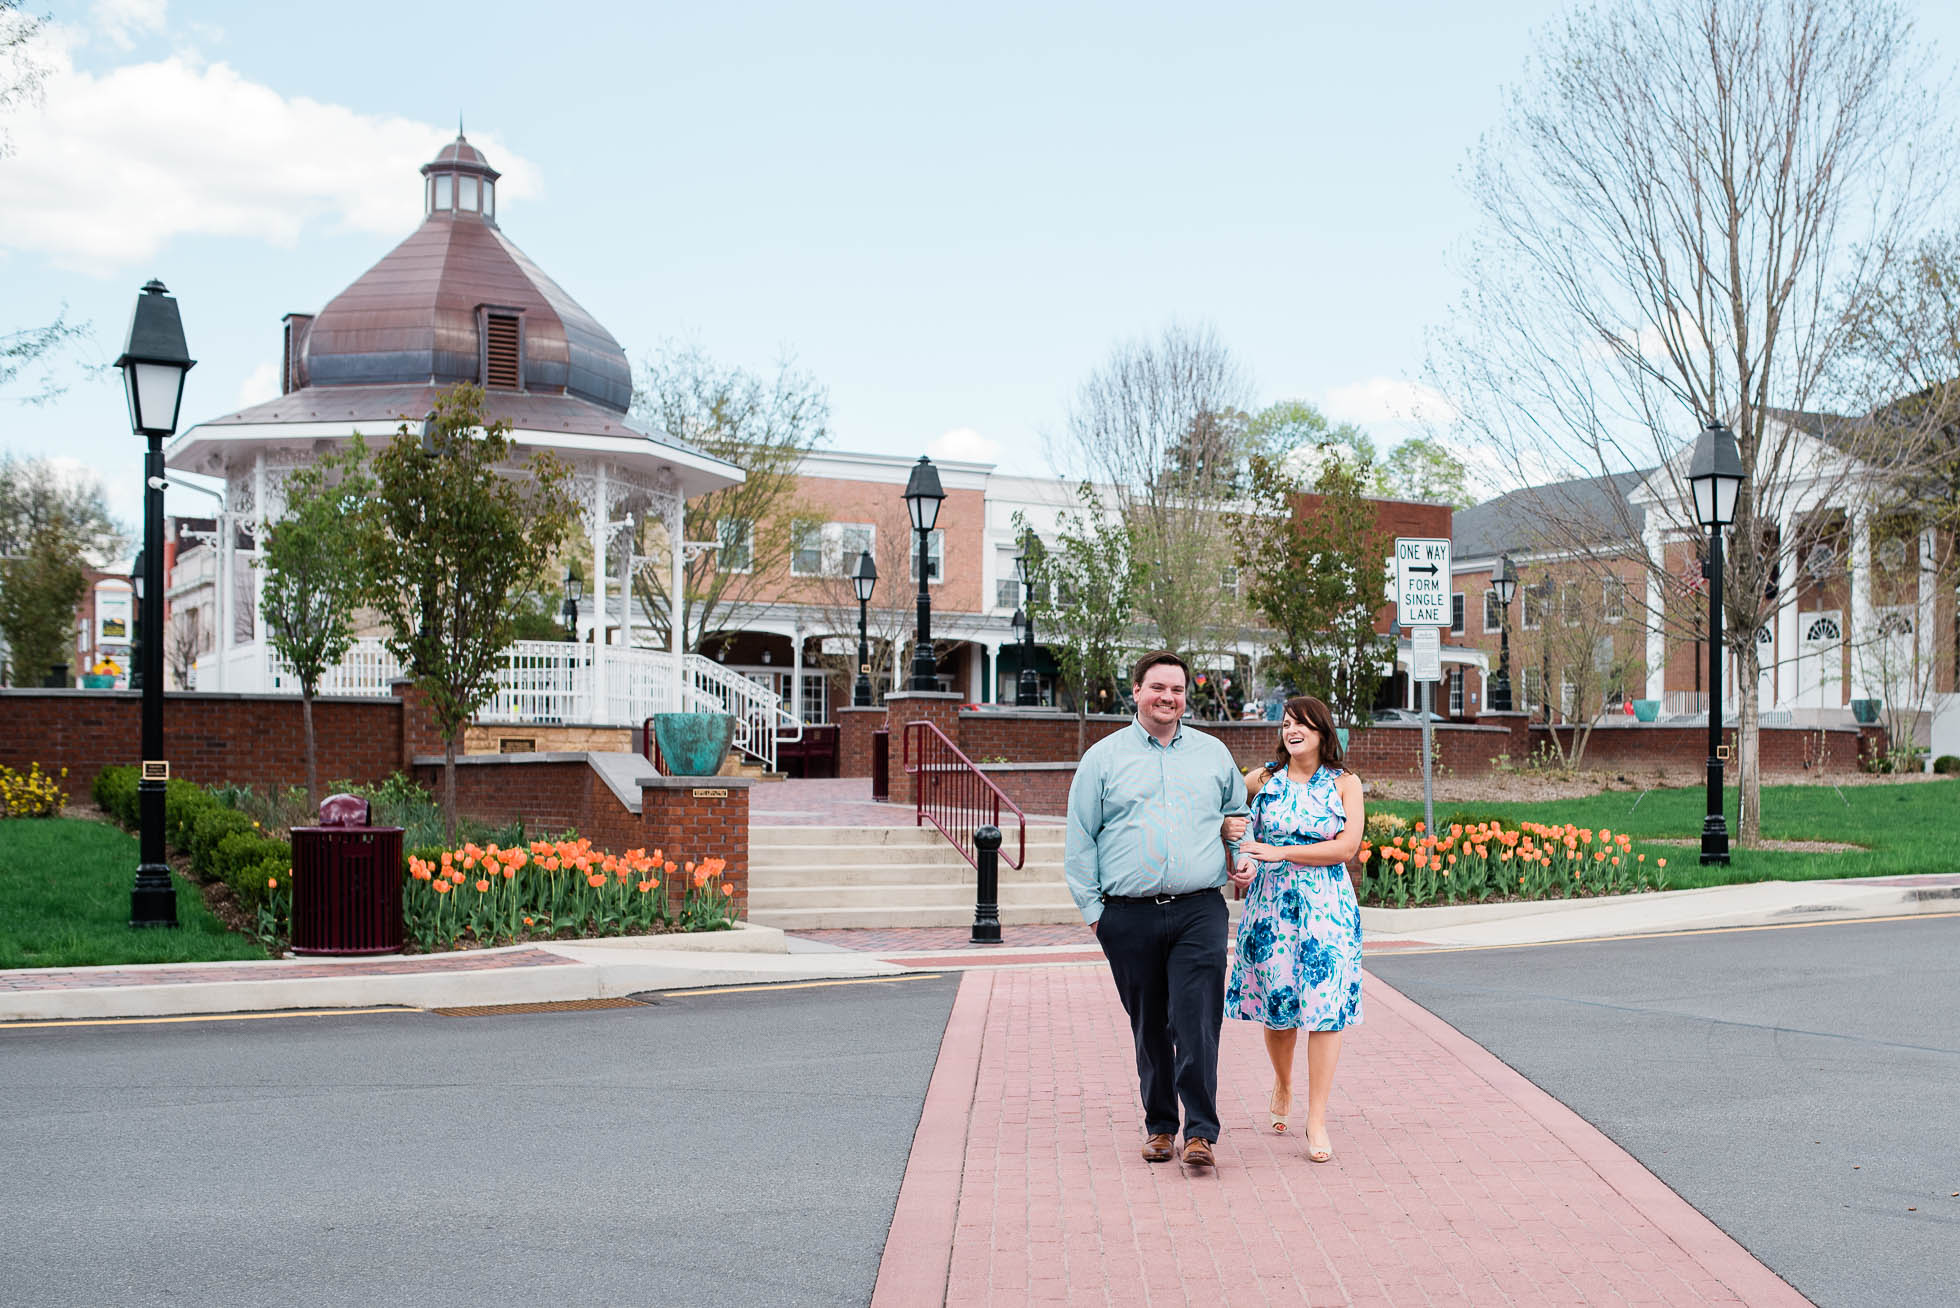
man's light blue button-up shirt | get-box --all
[1064,719,1249,926]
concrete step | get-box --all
[747,861,1067,887]
[749,886,1074,913]
[749,825,1067,850]
[748,904,1087,930]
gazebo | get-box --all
[165,134,792,768]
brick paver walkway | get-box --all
[751,778,1066,826]
[874,966,1806,1307]
[0,948,575,992]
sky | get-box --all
[6,0,1960,531]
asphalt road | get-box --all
[0,972,960,1308]
[1366,915,1960,1308]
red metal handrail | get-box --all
[902,719,1027,871]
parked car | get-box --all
[1372,707,1446,724]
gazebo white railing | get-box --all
[235,637,794,772]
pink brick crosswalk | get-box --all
[874,966,1807,1307]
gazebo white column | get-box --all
[1848,508,1875,702]
[664,489,684,714]
[588,463,609,721]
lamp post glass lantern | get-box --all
[852,549,877,707]
[1490,553,1518,712]
[562,569,582,635]
[1687,421,1745,866]
[901,455,945,691]
[115,279,195,929]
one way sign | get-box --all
[1395,537,1452,628]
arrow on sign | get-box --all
[1407,563,1439,576]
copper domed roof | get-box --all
[297,133,632,413]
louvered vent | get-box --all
[485,313,521,389]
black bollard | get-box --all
[972,824,1002,944]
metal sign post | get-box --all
[1398,538,1452,840]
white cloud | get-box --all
[91,0,167,50]
[234,361,278,410]
[927,426,1001,464]
[1320,377,1459,428]
[0,29,542,270]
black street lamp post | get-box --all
[115,280,195,929]
[1014,530,1039,706]
[1688,422,1745,866]
[852,549,877,707]
[901,455,945,692]
[1490,553,1518,712]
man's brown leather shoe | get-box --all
[1141,1133,1175,1162]
[1182,1137,1215,1168]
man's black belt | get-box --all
[1100,887,1217,906]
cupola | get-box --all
[421,130,501,224]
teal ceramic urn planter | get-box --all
[1632,699,1661,723]
[652,712,737,776]
[1849,698,1881,725]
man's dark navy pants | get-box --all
[1096,887,1226,1142]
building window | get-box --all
[800,673,828,725]
[1222,565,1241,593]
[792,521,875,577]
[1522,581,1553,630]
[1803,613,1842,644]
[1450,592,1465,634]
[1482,589,1503,633]
[458,174,480,212]
[790,520,823,576]
[1448,667,1464,715]
[433,174,453,211]
[1602,576,1627,622]
[908,528,944,584]
[717,518,753,573]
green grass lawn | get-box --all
[0,818,272,970]
[1377,778,1960,891]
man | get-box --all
[1065,650,1248,1169]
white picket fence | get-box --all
[222,637,795,772]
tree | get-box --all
[1432,0,1945,842]
[1375,437,1475,508]
[1,6,87,406]
[359,386,578,838]
[629,344,827,652]
[0,453,125,561]
[1017,486,1139,754]
[1510,565,1647,769]
[0,508,87,686]
[166,608,201,691]
[1235,453,1393,728]
[260,443,374,810]
[1051,322,1256,665]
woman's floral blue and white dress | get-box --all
[1226,765,1364,1031]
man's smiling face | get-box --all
[1134,663,1188,732]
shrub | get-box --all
[93,765,139,826]
[0,762,68,817]
[1933,755,1960,776]
[166,779,220,849]
[213,831,292,909]
[188,807,258,881]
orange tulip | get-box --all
[720,882,733,895]
[587,874,606,888]
[267,877,278,890]
[475,879,490,893]
[434,880,451,895]
[523,916,534,926]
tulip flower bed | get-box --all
[399,837,736,951]
[1356,819,1669,908]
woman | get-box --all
[1224,694,1364,1162]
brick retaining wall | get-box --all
[1,689,404,800]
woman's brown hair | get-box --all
[1278,695,1344,770]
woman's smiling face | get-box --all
[1282,711,1319,759]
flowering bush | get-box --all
[1357,820,1669,908]
[0,762,67,817]
[403,837,735,951]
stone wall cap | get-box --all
[0,688,400,706]
[881,690,967,701]
[640,774,758,790]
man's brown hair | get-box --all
[1130,649,1190,689]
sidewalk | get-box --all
[873,967,1809,1306]
[3,874,1951,1023]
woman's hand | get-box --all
[1240,839,1284,863]
[1229,855,1256,889]
[1221,815,1248,843]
